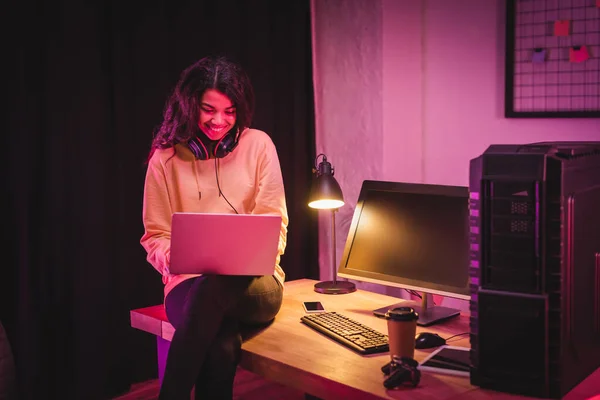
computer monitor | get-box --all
[337,180,471,326]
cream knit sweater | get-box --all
[140,128,288,298]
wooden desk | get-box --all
[131,279,600,399]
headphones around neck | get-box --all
[187,127,240,160]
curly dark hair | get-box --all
[148,56,255,160]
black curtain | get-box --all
[3,1,318,399]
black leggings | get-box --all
[160,274,283,400]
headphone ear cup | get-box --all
[187,137,209,160]
[214,129,240,158]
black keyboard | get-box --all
[300,312,389,355]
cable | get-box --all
[214,157,238,214]
[444,332,470,341]
[314,153,326,169]
[404,290,437,306]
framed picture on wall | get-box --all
[505,0,600,118]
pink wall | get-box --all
[311,0,600,302]
[423,1,600,187]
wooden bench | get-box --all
[130,304,173,385]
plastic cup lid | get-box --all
[385,306,419,321]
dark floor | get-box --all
[111,367,306,400]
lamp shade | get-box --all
[308,156,344,209]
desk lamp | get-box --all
[308,154,356,294]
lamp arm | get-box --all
[331,209,337,284]
[313,206,355,294]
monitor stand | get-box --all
[372,291,460,326]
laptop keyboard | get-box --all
[300,312,389,355]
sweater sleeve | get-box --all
[252,138,289,264]
[140,151,173,277]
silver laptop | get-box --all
[169,212,282,276]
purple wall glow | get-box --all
[312,0,600,305]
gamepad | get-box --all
[381,356,421,389]
[381,356,418,375]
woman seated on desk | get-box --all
[140,55,289,400]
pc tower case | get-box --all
[469,142,600,398]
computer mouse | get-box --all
[415,332,446,349]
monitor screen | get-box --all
[338,180,470,301]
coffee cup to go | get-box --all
[385,307,419,360]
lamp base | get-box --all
[314,280,356,295]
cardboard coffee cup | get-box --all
[385,307,419,360]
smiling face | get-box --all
[197,89,237,140]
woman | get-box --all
[140,56,288,400]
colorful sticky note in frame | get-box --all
[554,20,570,36]
[569,46,590,63]
[532,49,546,63]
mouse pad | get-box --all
[418,345,471,377]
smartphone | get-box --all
[303,301,326,313]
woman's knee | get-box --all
[235,276,283,325]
